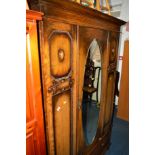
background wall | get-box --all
[112,0,129,105]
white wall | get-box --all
[119,0,129,21]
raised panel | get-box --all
[48,31,72,78]
[104,73,115,125]
[26,131,37,155]
[26,35,35,123]
[52,90,71,155]
[26,86,32,122]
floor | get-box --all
[82,99,129,155]
[105,109,129,155]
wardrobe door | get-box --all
[26,10,46,155]
[77,26,108,155]
[39,18,77,155]
[103,32,119,136]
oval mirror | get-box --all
[82,39,101,145]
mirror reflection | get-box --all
[82,39,101,145]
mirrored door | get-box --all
[77,27,108,155]
[82,39,102,145]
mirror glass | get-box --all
[82,39,102,145]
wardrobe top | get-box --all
[29,0,126,32]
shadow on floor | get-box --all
[105,110,129,155]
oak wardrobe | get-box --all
[28,0,126,155]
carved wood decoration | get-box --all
[109,32,119,63]
[48,77,74,96]
[29,0,126,155]
[108,62,117,73]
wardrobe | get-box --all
[26,10,46,155]
[28,0,126,155]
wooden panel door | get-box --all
[38,18,77,155]
[77,26,109,155]
[102,32,119,139]
[26,10,46,155]
[117,40,129,121]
